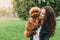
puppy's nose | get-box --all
[34,14,38,18]
[34,14,37,16]
[31,14,37,18]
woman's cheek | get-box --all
[39,16,43,19]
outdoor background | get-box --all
[0,0,60,40]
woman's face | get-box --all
[39,8,46,20]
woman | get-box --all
[30,6,56,40]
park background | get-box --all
[0,0,60,40]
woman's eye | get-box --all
[41,13,44,16]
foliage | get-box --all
[12,0,60,19]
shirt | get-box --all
[33,26,41,40]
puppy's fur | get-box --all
[24,7,41,38]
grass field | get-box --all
[0,18,60,40]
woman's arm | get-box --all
[30,34,33,40]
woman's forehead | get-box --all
[41,8,45,11]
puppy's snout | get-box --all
[34,14,37,17]
[33,14,38,18]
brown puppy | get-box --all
[24,7,41,38]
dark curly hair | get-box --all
[42,6,56,37]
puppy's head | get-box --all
[29,7,41,19]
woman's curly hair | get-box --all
[42,6,56,37]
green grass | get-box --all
[50,20,60,40]
[0,18,60,40]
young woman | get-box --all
[30,6,56,40]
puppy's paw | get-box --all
[24,31,31,38]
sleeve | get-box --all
[39,33,50,40]
[39,25,51,40]
[30,34,33,40]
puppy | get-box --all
[24,7,41,38]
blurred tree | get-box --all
[40,0,60,17]
[12,0,41,19]
[49,0,60,16]
[12,0,60,20]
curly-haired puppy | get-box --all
[24,7,41,38]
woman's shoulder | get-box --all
[40,25,50,34]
